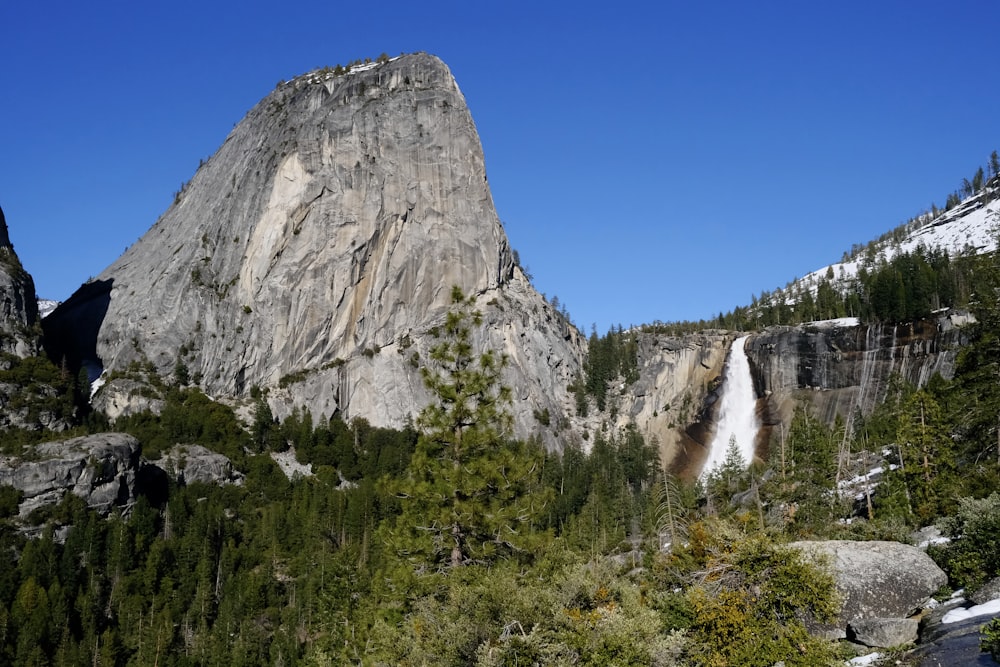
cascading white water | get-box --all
[702,335,758,477]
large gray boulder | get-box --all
[790,540,947,639]
[0,433,140,517]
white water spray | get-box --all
[702,335,758,477]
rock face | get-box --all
[159,444,243,486]
[0,206,39,358]
[0,433,140,517]
[745,316,965,442]
[43,54,584,447]
[912,597,1000,666]
[91,377,166,421]
[790,540,947,639]
[849,617,919,648]
[594,331,730,472]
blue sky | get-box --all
[3,1,999,333]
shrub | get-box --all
[929,493,1000,591]
[667,525,840,666]
[982,618,1000,661]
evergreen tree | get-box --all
[895,389,956,520]
[381,287,550,571]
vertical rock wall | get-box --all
[745,315,967,452]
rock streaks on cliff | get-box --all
[43,54,584,447]
[746,315,966,430]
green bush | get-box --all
[982,618,1000,661]
[929,493,1000,591]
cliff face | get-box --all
[579,331,730,472]
[0,433,140,518]
[626,316,967,474]
[0,206,39,358]
[745,314,966,444]
[43,54,584,445]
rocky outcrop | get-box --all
[0,206,39,358]
[159,444,243,486]
[746,315,966,436]
[91,377,166,421]
[790,540,947,639]
[596,331,730,471]
[0,433,140,517]
[911,596,1000,666]
[43,54,584,448]
[849,617,919,648]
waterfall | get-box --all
[702,335,758,476]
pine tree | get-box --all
[895,389,956,520]
[381,287,550,572]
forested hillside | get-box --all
[4,150,1000,663]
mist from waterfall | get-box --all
[702,335,758,477]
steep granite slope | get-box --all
[44,54,584,444]
[0,206,39,357]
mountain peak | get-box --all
[44,54,582,446]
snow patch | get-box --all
[38,299,59,319]
[941,597,1000,624]
[846,652,883,666]
[917,536,951,549]
[804,316,860,329]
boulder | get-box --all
[971,577,1000,606]
[159,444,243,486]
[849,617,919,648]
[790,540,947,639]
[0,433,139,517]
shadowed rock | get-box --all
[0,205,39,357]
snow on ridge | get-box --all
[787,192,999,302]
[798,194,1000,285]
[803,316,860,329]
[290,55,400,87]
[38,299,59,319]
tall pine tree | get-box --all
[381,287,550,572]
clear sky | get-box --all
[3,1,999,334]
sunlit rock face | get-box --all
[0,433,140,518]
[43,54,584,448]
[0,206,39,358]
